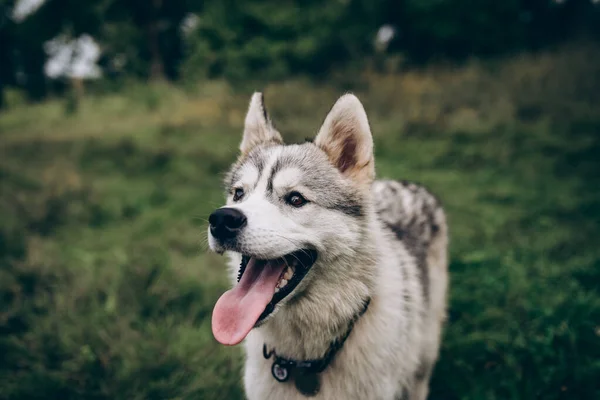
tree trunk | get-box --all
[72,77,85,101]
[147,0,165,81]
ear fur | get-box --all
[240,92,283,154]
[314,94,375,184]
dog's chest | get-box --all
[240,253,422,399]
[243,346,403,400]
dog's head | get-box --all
[209,93,375,345]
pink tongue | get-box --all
[212,258,285,345]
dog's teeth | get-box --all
[279,279,288,288]
[275,287,280,293]
[283,268,293,280]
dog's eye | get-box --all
[233,188,244,201]
[287,192,307,207]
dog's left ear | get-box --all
[315,94,375,185]
[240,92,283,155]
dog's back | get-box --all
[373,179,449,399]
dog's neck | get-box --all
[257,218,379,360]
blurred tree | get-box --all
[381,0,600,60]
[1,0,193,104]
[0,0,17,108]
[101,0,190,81]
[2,0,105,102]
[181,0,380,81]
[1,0,599,105]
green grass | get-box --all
[1,47,600,399]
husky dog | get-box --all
[208,92,448,400]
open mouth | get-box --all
[211,249,318,346]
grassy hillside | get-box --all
[1,44,599,399]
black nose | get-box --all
[209,208,247,240]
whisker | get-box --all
[194,198,226,208]
[269,233,309,269]
[281,256,291,270]
[192,216,210,224]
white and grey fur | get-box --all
[208,92,449,400]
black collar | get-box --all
[262,298,371,397]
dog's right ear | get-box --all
[315,94,375,185]
[240,92,283,155]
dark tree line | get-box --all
[1,0,599,106]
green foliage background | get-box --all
[1,41,600,398]
[1,1,600,399]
